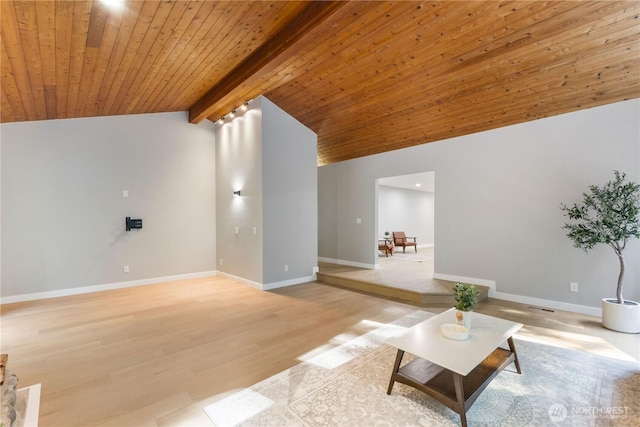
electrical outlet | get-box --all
[123,265,129,273]
[219,258,223,266]
[570,282,578,292]
[284,265,289,272]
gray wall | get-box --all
[262,98,318,284]
[215,97,318,288]
[377,185,434,246]
[319,99,640,309]
[1,112,216,298]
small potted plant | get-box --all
[453,282,480,329]
[561,171,640,333]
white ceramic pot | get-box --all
[601,298,640,334]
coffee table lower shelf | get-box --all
[387,340,520,427]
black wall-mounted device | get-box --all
[126,217,143,231]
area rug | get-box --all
[383,252,428,262]
[203,311,640,427]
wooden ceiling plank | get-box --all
[99,1,161,116]
[94,0,146,116]
[75,1,112,118]
[1,81,17,120]
[83,2,128,117]
[65,0,92,118]
[12,0,47,120]
[0,1,35,121]
[54,1,73,119]
[0,45,27,120]
[35,0,57,119]
[189,0,349,124]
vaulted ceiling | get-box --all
[2,1,639,165]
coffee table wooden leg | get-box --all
[452,372,467,427]
[507,336,522,374]
[386,349,405,395]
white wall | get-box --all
[262,98,318,285]
[377,185,434,246]
[215,97,318,289]
[1,112,216,299]
[215,102,264,284]
[319,99,640,311]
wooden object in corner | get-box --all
[0,354,8,385]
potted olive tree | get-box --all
[561,171,640,333]
[453,282,480,329]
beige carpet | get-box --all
[381,251,429,263]
[204,311,640,426]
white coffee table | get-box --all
[386,308,522,427]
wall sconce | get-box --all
[233,190,241,197]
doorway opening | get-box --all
[375,171,435,292]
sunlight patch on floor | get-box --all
[515,327,637,362]
[203,389,274,427]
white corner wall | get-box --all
[215,97,318,289]
[1,112,216,300]
[215,101,264,285]
[319,99,640,312]
[262,98,318,286]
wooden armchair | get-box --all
[378,238,394,257]
[392,231,417,253]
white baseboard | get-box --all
[263,275,316,290]
[433,272,601,317]
[492,290,602,317]
[215,271,263,290]
[0,271,217,304]
[217,271,316,291]
[318,257,375,269]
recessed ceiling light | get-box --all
[100,0,125,10]
[415,183,422,187]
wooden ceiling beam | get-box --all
[188,0,348,124]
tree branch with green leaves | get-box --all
[561,171,640,304]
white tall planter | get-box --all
[602,298,640,334]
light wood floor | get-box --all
[1,276,638,426]
[320,247,441,293]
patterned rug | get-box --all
[203,311,640,427]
